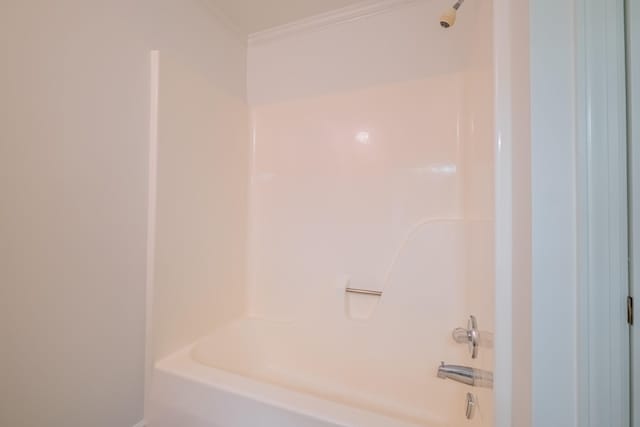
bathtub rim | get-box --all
[152,342,446,427]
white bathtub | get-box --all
[148,221,494,426]
[148,314,483,427]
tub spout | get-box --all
[437,362,493,388]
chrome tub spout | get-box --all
[437,362,493,388]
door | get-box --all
[628,0,640,425]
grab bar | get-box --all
[345,288,383,297]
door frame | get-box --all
[576,0,631,426]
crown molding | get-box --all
[248,0,421,46]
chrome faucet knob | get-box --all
[452,315,480,359]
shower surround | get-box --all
[149,1,495,426]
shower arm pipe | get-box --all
[453,0,465,10]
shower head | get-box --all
[440,0,465,28]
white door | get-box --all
[628,0,640,425]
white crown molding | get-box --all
[248,0,421,45]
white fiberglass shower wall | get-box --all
[150,1,495,426]
[245,0,494,423]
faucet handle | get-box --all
[452,315,479,359]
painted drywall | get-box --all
[0,1,245,426]
[530,0,578,426]
[246,2,495,424]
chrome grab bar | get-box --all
[345,288,383,297]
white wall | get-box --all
[0,1,245,426]
[492,1,534,426]
[530,0,578,426]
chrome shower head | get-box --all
[440,0,465,28]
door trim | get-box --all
[576,0,630,426]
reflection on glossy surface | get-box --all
[355,131,371,144]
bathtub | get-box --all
[148,314,481,427]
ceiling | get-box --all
[206,0,372,35]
